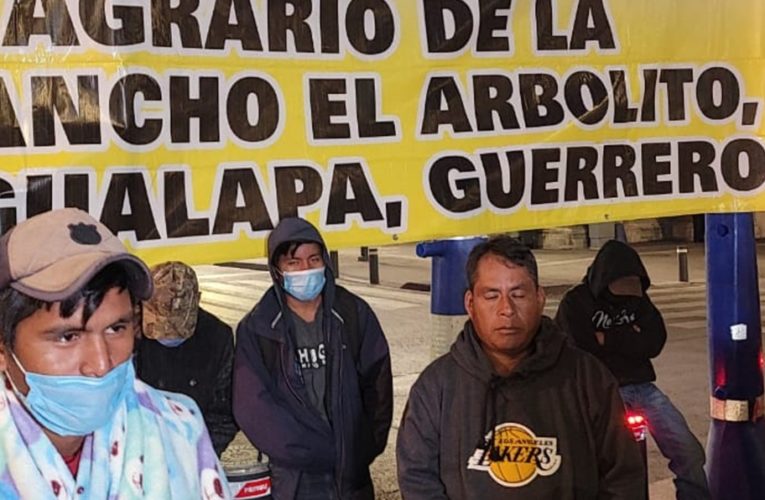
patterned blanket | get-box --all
[0,372,231,499]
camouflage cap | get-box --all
[142,261,200,340]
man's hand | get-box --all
[595,331,605,345]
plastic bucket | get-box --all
[226,463,272,499]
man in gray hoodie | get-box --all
[396,235,645,499]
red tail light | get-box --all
[626,412,648,441]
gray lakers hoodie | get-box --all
[396,318,645,499]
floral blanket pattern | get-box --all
[0,373,230,499]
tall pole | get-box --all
[705,213,765,499]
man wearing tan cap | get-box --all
[0,208,230,499]
[136,261,238,457]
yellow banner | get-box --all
[0,0,763,262]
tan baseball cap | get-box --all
[142,261,200,340]
[0,208,152,301]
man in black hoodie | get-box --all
[555,240,710,499]
[233,217,393,500]
[135,261,238,457]
[397,236,644,499]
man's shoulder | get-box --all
[333,285,368,310]
[560,339,601,363]
[558,341,619,385]
[410,352,458,393]
[192,310,234,362]
[559,282,591,301]
[331,285,380,327]
[197,307,234,339]
[556,284,597,319]
[252,286,280,312]
[135,380,207,427]
[198,307,230,327]
[239,287,281,330]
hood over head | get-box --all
[267,217,334,297]
[450,317,566,383]
[585,240,650,297]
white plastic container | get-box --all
[226,463,272,499]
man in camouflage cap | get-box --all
[135,261,238,456]
[142,262,201,342]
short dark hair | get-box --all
[271,241,323,265]
[466,236,539,289]
[0,263,138,348]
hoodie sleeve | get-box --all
[396,374,449,500]
[232,314,334,471]
[579,356,647,499]
[356,299,394,463]
[601,297,667,360]
[205,321,239,456]
[555,287,605,356]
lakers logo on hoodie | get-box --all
[467,422,561,487]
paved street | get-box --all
[205,242,765,499]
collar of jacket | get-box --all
[257,285,341,345]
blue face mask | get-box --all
[283,267,326,301]
[157,337,187,348]
[9,354,134,436]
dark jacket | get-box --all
[134,307,238,456]
[397,318,645,500]
[555,240,667,386]
[233,218,393,500]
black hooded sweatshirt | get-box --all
[555,240,667,386]
[397,318,645,499]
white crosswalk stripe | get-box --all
[198,264,765,334]
[195,265,429,327]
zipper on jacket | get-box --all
[280,342,307,407]
[322,312,343,498]
[333,324,345,499]
[270,311,307,407]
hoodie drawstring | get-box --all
[478,375,502,465]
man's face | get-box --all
[0,287,136,395]
[608,275,643,297]
[465,254,546,362]
[276,242,324,273]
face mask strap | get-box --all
[3,352,30,405]
[9,351,28,377]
